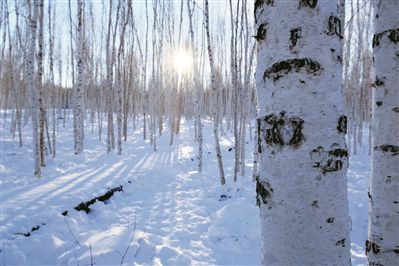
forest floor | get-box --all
[1,113,369,265]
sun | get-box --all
[173,48,193,75]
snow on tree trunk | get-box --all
[255,1,350,264]
[366,1,399,264]
[27,0,40,177]
[74,0,85,154]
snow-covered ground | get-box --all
[0,112,369,265]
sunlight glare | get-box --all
[173,49,193,74]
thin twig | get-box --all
[90,242,94,266]
[120,212,137,265]
[74,253,79,266]
[64,217,80,246]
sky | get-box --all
[3,0,255,87]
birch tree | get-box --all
[36,0,45,165]
[74,0,85,154]
[48,0,56,157]
[187,0,203,173]
[116,0,130,155]
[366,1,399,264]
[27,0,40,176]
[255,1,350,264]
[205,0,225,186]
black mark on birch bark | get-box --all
[259,112,305,148]
[336,239,346,247]
[373,29,399,48]
[337,115,347,134]
[365,240,380,255]
[254,0,273,22]
[373,145,399,156]
[255,0,273,10]
[388,29,399,43]
[311,145,348,175]
[376,101,382,107]
[255,23,268,42]
[290,27,301,48]
[372,76,385,87]
[257,118,262,153]
[311,200,319,208]
[263,58,322,82]
[393,107,399,113]
[327,16,343,39]
[299,0,317,9]
[256,176,273,207]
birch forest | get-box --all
[0,0,397,265]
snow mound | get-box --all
[207,198,261,252]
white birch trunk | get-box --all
[116,0,129,155]
[48,0,56,158]
[229,0,240,182]
[255,1,350,264]
[366,1,399,264]
[205,0,225,186]
[187,0,203,173]
[74,0,85,154]
[27,0,40,177]
[36,0,45,166]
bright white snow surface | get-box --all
[1,113,369,265]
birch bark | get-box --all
[37,0,45,165]
[367,1,399,264]
[205,0,225,185]
[255,1,350,264]
[27,0,40,176]
[74,0,85,154]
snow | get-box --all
[1,113,369,265]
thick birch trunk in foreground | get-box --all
[255,1,350,264]
[367,1,399,264]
